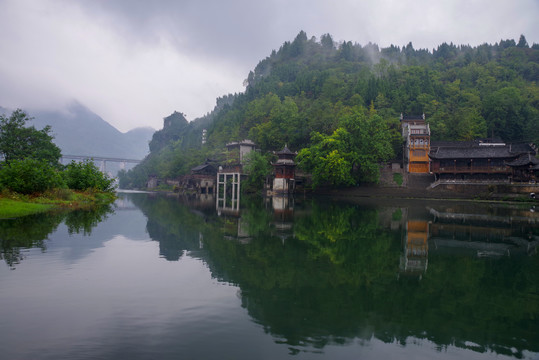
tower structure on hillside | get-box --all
[400,113,431,173]
[272,145,296,194]
[202,129,207,145]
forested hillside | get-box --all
[120,32,538,188]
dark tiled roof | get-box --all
[191,163,215,172]
[510,142,536,153]
[430,141,476,148]
[429,141,536,160]
[276,145,295,155]
[429,146,513,159]
[400,114,425,121]
[506,153,539,167]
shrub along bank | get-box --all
[0,109,117,218]
[0,159,116,218]
[0,188,116,219]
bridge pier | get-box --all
[100,160,107,173]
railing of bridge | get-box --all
[61,155,142,163]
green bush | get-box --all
[0,158,64,194]
[393,173,403,186]
[63,160,116,192]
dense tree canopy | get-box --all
[0,109,61,166]
[121,32,539,189]
[0,109,115,195]
[297,107,394,187]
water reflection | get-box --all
[0,203,114,268]
[129,193,539,358]
[398,204,539,279]
[400,220,429,277]
[1,192,538,359]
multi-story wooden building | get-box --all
[429,140,537,182]
[401,114,431,173]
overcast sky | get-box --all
[0,0,537,132]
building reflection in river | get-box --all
[399,220,429,279]
[398,203,539,279]
[271,195,294,243]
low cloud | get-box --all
[0,0,537,131]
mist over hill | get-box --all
[2,103,154,160]
[119,32,538,189]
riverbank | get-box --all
[310,182,538,204]
[0,190,117,218]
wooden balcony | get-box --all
[432,165,510,174]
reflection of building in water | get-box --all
[428,207,539,257]
[400,220,429,278]
[399,204,539,279]
[222,215,252,244]
[216,201,252,244]
[272,196,295,243]
[179,193,216,212]
[215,185,251,244]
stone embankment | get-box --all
[322,172,538,201]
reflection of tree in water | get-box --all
[121,193,539,356]
[0,204,114,268]
[130,194,219,261]
[201,199,539,357]
[0,212,63,268]
[64,205,114,236]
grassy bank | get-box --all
[0,189,116,218]
[0,198,54,218]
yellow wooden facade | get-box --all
[408,137,430,173]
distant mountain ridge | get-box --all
[1,103,154,160]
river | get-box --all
[1,191,538,360]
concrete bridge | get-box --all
[60,155,142,173]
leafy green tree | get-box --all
[517,35,529,48]
[337,106,395,182]
[483,86,527,140]
[297,129,352,188]
[298,107,394,187]
[63,160,115,192]
[0,158,64,194]
[242,151,273,192]
[320,33,334,51]
[0,109,61,166]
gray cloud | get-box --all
[0,0,537,131]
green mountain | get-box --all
[25,102,154,160]
[120,32,539,188]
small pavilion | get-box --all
[272,145,296,194]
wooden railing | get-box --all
[432,166,510,174]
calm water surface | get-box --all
[1,192,538,360]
